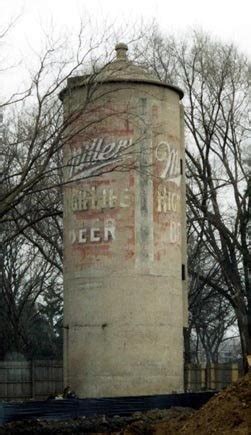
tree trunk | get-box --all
[183,327,191,363]
[236,311,250,373]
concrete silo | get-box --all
[60,43,187,397]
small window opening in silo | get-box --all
[180,159,183,175]
[182,264,186,281]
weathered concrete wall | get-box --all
[62,61,187,397]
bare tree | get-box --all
[187,235,236,364]
[0,232,62,359]
[1,26,145,241]
[136,29,251,368]
[0,22,146,359]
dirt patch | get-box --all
[121,408,193,435]
[144,373,251,435]
[178,373,251,435]
[0,408,194,434]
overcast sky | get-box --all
[1,0,251,58]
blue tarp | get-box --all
[0,392,216,425]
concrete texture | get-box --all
[61,43,187,397]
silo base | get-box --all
[64,274,184,398]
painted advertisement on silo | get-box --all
[61,44,187,397]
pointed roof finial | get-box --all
[115,43,128,61]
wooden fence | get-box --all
[0,360,63,401]
[0,361,240,401]
[184,363,240,391]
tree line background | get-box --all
[0,20,250,368]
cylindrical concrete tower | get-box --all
[60,43,187,397]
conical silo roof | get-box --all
[60,43,183,100]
